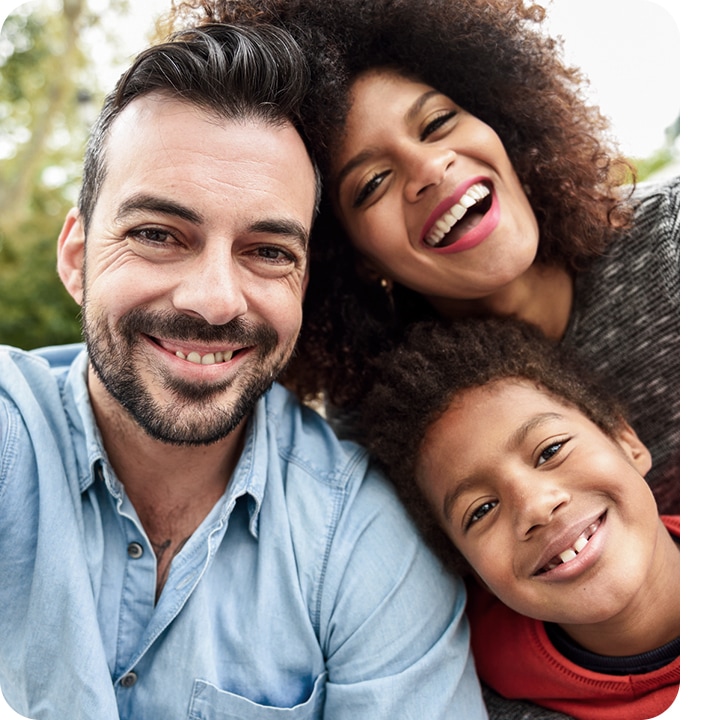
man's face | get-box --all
[58,94,316,445]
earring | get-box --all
[378,277,395,317]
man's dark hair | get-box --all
[78,22,318,226]
[360,317,628,573]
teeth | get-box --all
[573,536,589,553]
[175,349,234,365]
[425,182,490,247]
[539,522,598,574]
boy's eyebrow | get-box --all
[441,412,564,523]
[509,412,563,450]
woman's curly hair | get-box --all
[359,317,627,573]
[164,0,636,408]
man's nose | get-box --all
[172,246,249,326]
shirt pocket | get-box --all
[187,673,327,720]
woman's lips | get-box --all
[424,182,491,247]
[421,178,499,255]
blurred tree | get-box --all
[0,0,133,349]
[633,115,680,182]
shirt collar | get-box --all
[66,348,268,537]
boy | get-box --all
[360,318,679,720]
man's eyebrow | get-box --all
[441,412,564,522]
[115,193,204,225]
[334,89,442,194]
[250,218,309,250]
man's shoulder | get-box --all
[263,383,373,488]
[0,343,84,381]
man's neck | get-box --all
[88,372,246,600]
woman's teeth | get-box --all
[175,350,234,365]
[425,183,490,247]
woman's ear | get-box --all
[615,420,653,477]
[57,208,85,306]
[354,250,385,284]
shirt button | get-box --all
[120,672,138,688]
[127,542,144,559]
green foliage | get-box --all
[632,116,680,182]
[1,0,102,348]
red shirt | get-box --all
[468,516,679,720]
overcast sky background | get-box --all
[0,1,705,719]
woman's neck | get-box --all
[427,263,574,341]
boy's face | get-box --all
[416,379,662,626]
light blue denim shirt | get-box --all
[0,345,485,720]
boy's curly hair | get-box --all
[359,317,627,572]
[165,0,636,409]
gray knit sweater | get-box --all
[561,176,680,515]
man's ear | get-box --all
[614,420,653,477]
[57,208,85,306]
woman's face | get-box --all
[330,69,539,308]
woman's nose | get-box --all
[403,144,456,201]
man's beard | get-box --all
[83,306,289,446]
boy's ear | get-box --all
[615,420,653,476]
[57,208,85,306]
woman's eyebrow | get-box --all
[334,89,443,194]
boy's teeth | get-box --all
[557,531,592,564]
[573,536,589,553]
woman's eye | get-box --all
[466,500,498,529]
[420,111,457,141]
[353,171,389,208]
[537,440,565,466]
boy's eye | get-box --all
[466,499,498,529]
[420,110,457,141]
[537,440,565,466]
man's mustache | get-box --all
[114,308,278,352]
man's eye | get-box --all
[353,171,389,208]
[255,246,295,263]
[128,228,172,244]
[420,111,457,141]
[537,440,565,466]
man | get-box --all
[0,23,484,720]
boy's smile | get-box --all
[416,378,678,654]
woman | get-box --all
[166,0,679,518]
